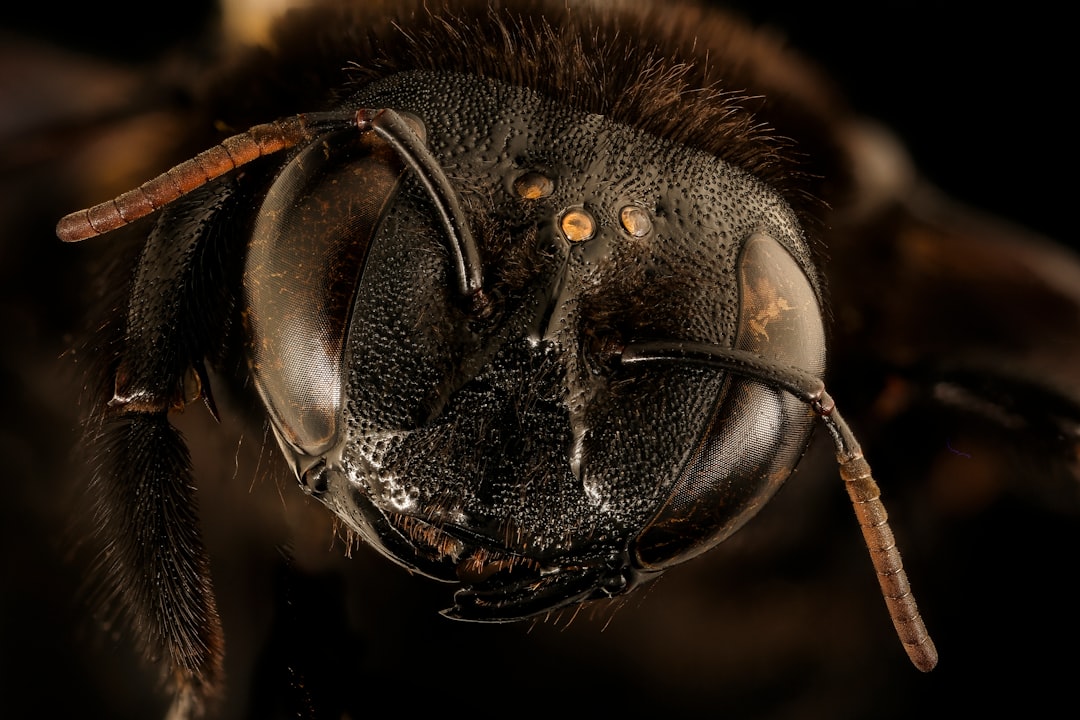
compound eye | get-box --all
[735,232,826,367]
[244,125,406,456]
[635,232,825,569]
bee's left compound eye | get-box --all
[633,231,826,569]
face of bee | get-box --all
[244,70,826,618]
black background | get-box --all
[2,2,1075,719]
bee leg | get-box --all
[86,179,244,717]
[88,412,223,716]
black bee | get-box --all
[4,1,1077,719]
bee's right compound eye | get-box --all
[245,124,408,459]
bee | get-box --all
[6,1,1077,718]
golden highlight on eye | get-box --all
[513,171,554,199]
[620,205,652,237]
[561,208,596,242]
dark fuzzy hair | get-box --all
[201,0,856,233]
